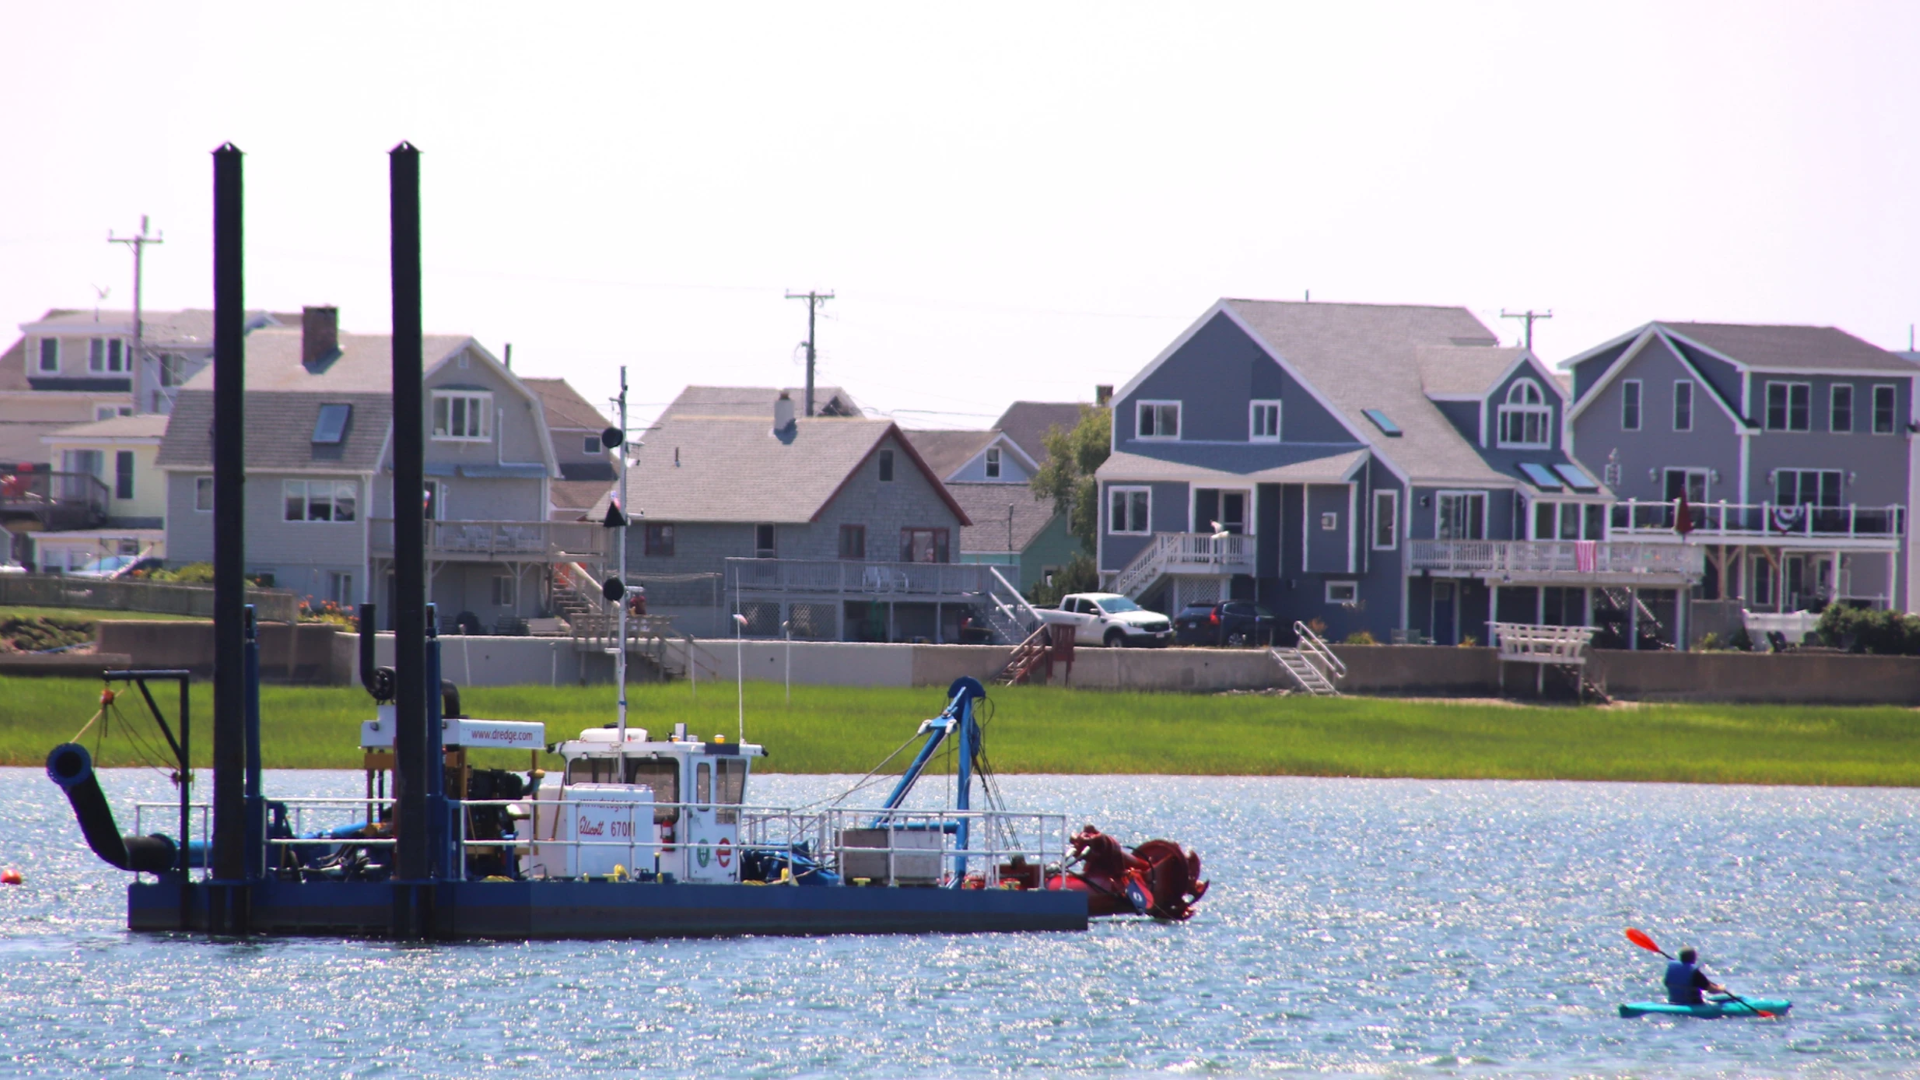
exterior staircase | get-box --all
[1112,532,1255,600]
[1271,620,1346,696]
[974,566,1046,645]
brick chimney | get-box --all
[302,306,339,368]
[773,391,796,436]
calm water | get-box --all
[1,767,1915,1078]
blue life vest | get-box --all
[1665,961,1704,1004]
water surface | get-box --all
[2,768,1915,1077]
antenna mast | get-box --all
[109,216,164,412]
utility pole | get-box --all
[109,216,163,412]
[1501,308,1552,352]
[785,289,833,416]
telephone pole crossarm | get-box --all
[785,290,834,417]
[1500,308,1552,352]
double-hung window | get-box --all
[644,523,675,556]
[1249,400,1281,442]
[838,524,866,560]
[194,476,214,511]
[1673,381,1693,432]
[1766,381,1811,431]
[89,338,126,374]
[984,447,1001,478]
[431,390,492,440]
[1109,486,1151,535]
[37,339,59,373]
[1496,380,1552,449]
[1830,385,1854,433]
[283,480,358,523]
[754,524,777,559]
[1873,385,1897,434]
[1621,380,1642,431]
[1371,490,1398,550]
[1136,401,1180,440]
[1436,492,1486,540]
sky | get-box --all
[2,2,1916,431]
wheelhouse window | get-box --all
[899,527,949,563]
[1873,384,1897,434]
[283,479,357,523]
[37,339,58,373]
[754,524,776,559]
[1621,380,1642,432]
[644,523,675,556]
[1497,379,1551,449]
[1830,384,1853,433]
[984,447,1001,478]
[1673,381,1693,432]
[1136,400,1180,440]
[838,524,866,560]
[1766,381,1811,431]
[1436,492,1486,540]
[1372,489,1398,550]
[1109,486,1150,535]
[431,390,492,441]
[1249,400,1281,442]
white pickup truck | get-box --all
[1037,592,1174,648]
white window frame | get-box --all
[194,476,214,512]
[984,446,1001,479]
[1673,380,1694,432]
[1496,379,1552,449]
[1620,379,1642,432]
[1372,489,1398,550]
[1766,381,1812,432]
[1109,485,1151,535]
[1249,400,1281,443]
[88,337,127,374]
[1135,400,1181,441]
[37,338,59,373]
[1829,383,1853,433]
[1325,580,1358,604]
[583,435,601,454]
[491,571,516,607]
[1435,490,1487,541]
[1872,384,1897,435]
[431,390,493,441]
[282,479,359,523]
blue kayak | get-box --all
[1619,996,1790,1018]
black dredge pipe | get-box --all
[46,743,177,874]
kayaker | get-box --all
[1664,947,1726,1005]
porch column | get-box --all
[935,601,943,644]
[1488,581,1499,646]
[1677,588,1688,651]
[1628,586,1639,650]
[1536,586,1545,626]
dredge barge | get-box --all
[43,142,1204,939]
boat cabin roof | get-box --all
[558,726,766,760]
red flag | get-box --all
[1675,490,1694,537]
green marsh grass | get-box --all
[3,676,1918,785]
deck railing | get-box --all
[369,519,607,561]
[0,468,109,530]
[1112,532,1255,598]
[1409,539,1703,578]
[725,557,997,598]
[1610,499,1905,542]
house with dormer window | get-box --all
[1097,299,1700,648]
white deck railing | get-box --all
[726,557,997,598]
[1409,539,1703,578]
[1113,532,1255,598]
[1610,500,1904,542]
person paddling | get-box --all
[1665,947,1727,1005]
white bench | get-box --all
[1491,622,1596,695]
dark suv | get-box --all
[1173,600,1280,647]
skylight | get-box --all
[312,403,352,444]
[1553,463,1600,491]
[1362,409,1402,436]
[1518,462,1564,490]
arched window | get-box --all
[1497,378,1552,449]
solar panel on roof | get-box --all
[1362,408,1402,436]
[1553,463,1599,491]
[1518,462,1563,490]
[312,403,351,444]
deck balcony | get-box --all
[1410,539,1703,584]
[1112,532,1255,598]
[1610,500,1904,548]
[369,519,608,565]
[0,469,110,531]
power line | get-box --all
[1500,308,1552,351]
[785,289,833,416]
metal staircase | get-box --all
[974,566,1045,645]
[1271,620,1346,696]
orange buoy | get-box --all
[0,867,22,885]
[99,687,116,706]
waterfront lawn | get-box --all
[0,605,210,625]
[4,677,1918,786]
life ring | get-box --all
[716,837,731,869]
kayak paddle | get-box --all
[1624,928,1775,1017]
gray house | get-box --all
[903,428,1076,595]
[607,392,1015,641]
[157,307,602,626]
[1565,321,1914,619]
[1097,299,1698,647]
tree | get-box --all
[1028,405,1109,554]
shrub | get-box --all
[298,597,358,630]
[149,561,214,583]
[1459,634,1478,647]
[1816,605,1920,655]
[1343,630,1377,645]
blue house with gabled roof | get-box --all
[1097,299,1702,648]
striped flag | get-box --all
[1574,540,1598,573]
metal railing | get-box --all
[1113,532,1254,598]
[1409,540,1703,578]
[369,519,608,561]
[0,574,300,621]
[1610,499,1905,542]
[1291,619,1347,679]
[0,468,109,529]
[726,557,997,598]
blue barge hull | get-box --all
[129,878,1089,938]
